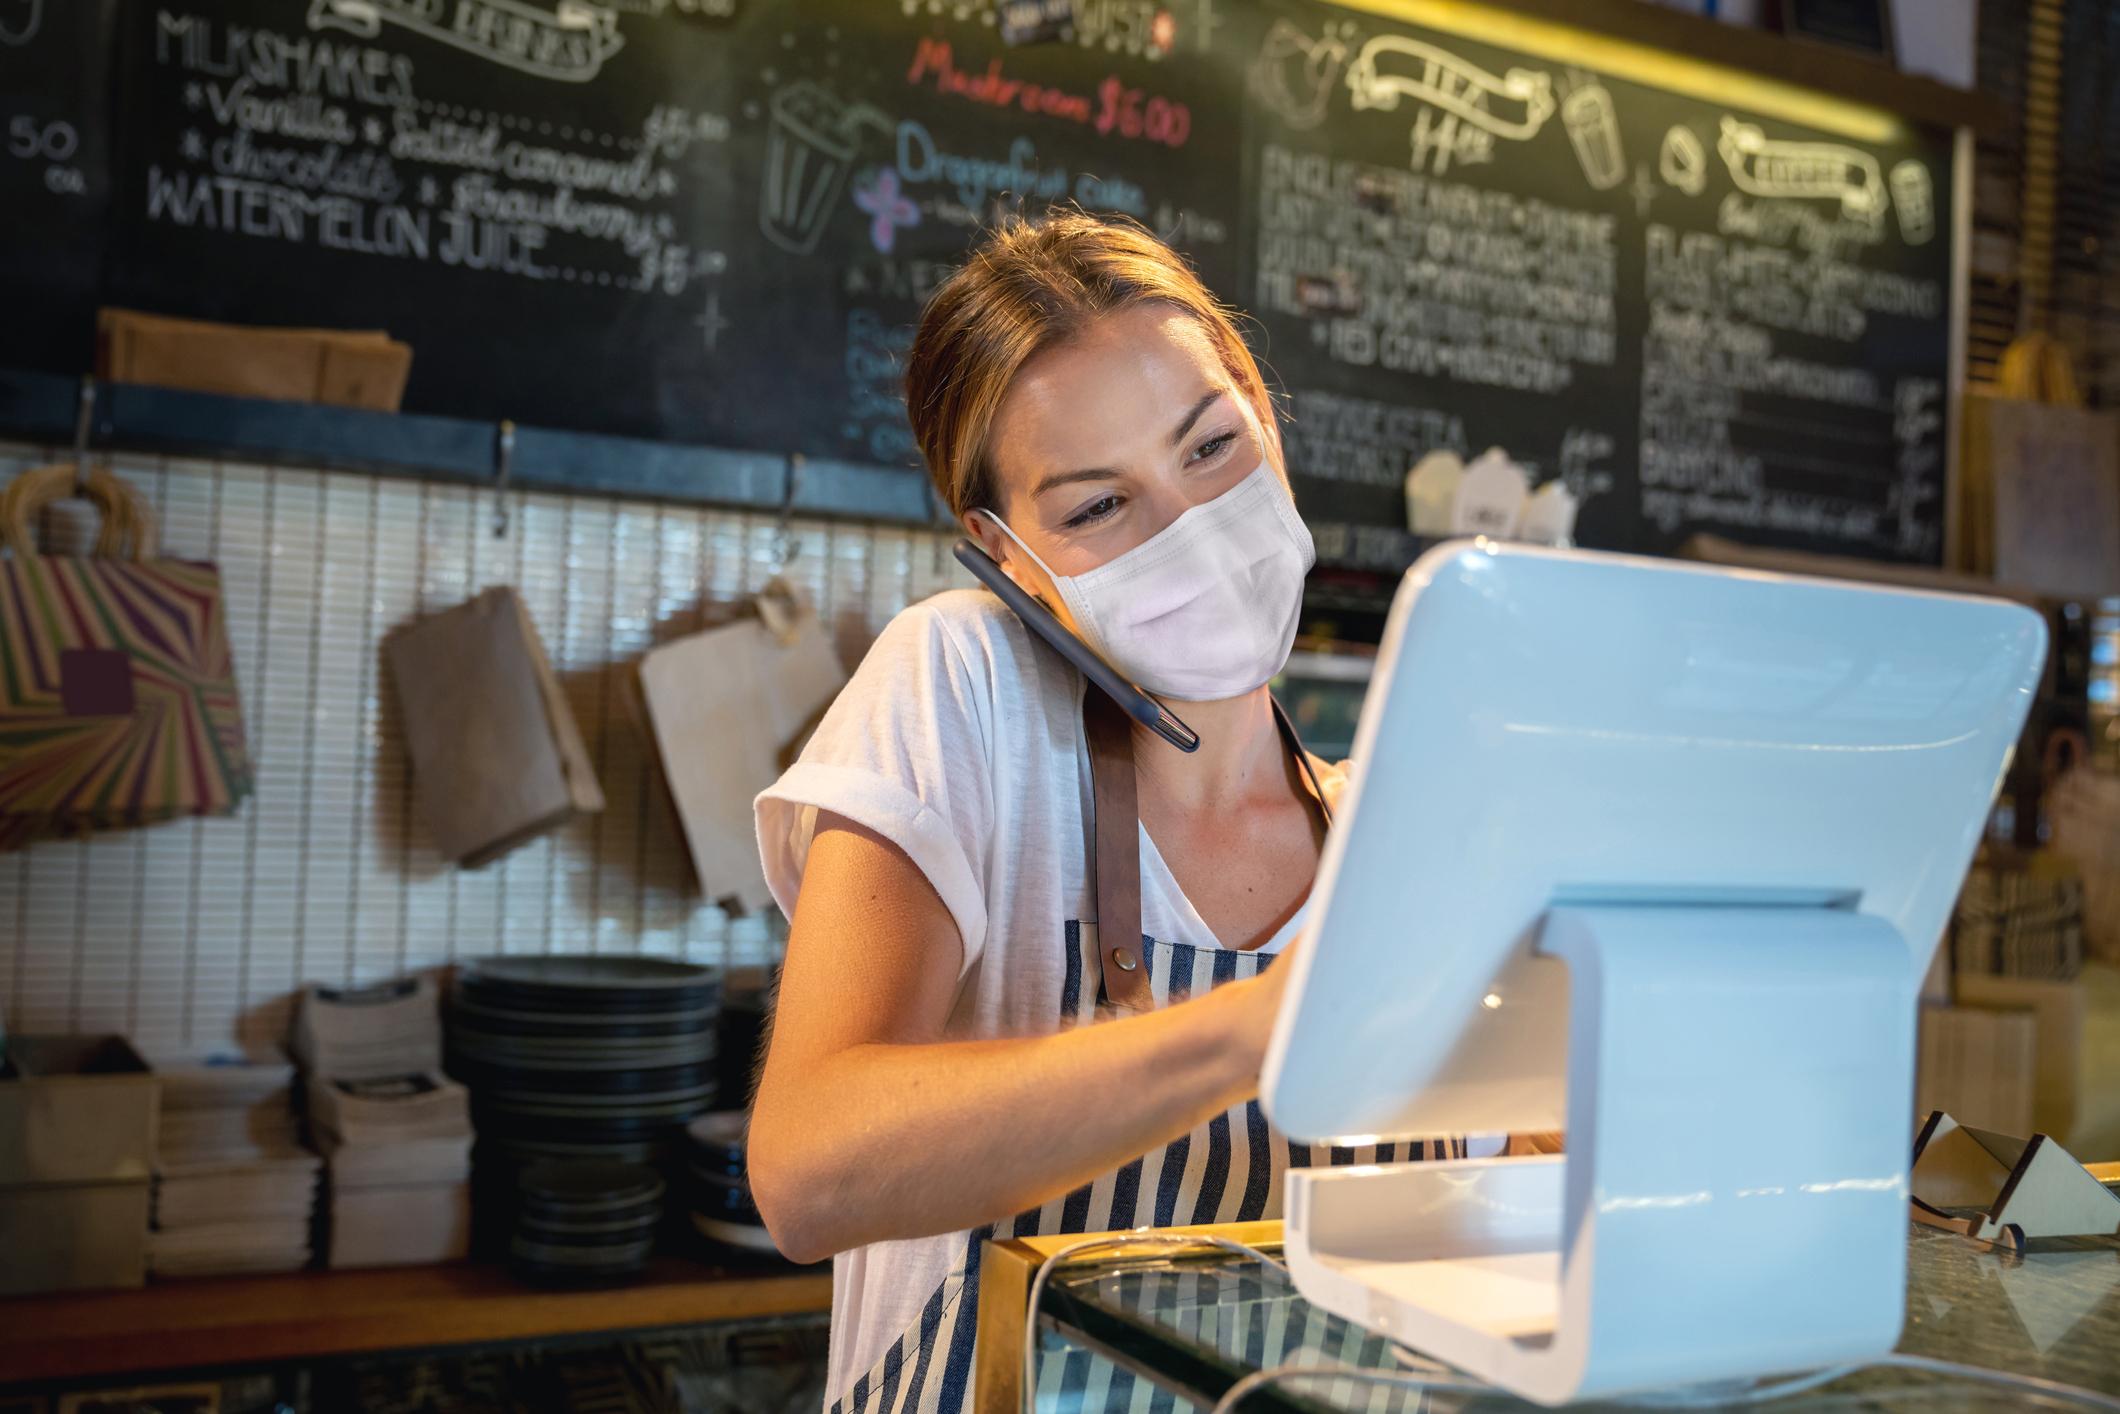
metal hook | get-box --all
[491,419,516,538]
[772,453,803,569]
[71,376,97,497]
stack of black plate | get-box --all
[511,1159,664,1282]
[685,1111,780,1256]
[447,955,720,1253]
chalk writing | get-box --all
[1659,124,1706,196]
[1345,32,1554,174]
[903,38,1190,147]
[1716,118,1884,229]
[1,0,41,46]
[896,119,1064,210]
[1248,18,1350,131]
[6,111,84,195]
[147,10,725,302]
[306,0,625,84]
[908,38,1093,124]
[1309,520,1427,573]
[1257,143,1616,392]
[843,308,920,464]
[160,12,416,103]
[1640,202,1943,554]
[1284,386,1465,489]
[1889,160,1933,246]
[1561,82,1624,191]
[854,165,918,253]
[761,81,888,254]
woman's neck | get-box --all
[1129,687,1285,812]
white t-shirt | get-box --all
[756,589,1364,1413]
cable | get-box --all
[1872,1354,2120,1412]
[1021,1233,1289,1414]
[1230,1350,2120,1414]
[1618,1365,1861,1407]
[1209,1362,1483,1414]
[1021,1244,2120,1414]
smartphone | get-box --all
[952,538,1199,753]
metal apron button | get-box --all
[1112,947,1139,972]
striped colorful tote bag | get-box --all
[0,462,252,849]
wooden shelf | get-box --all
[0,1258,832,1387]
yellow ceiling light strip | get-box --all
[1324,0,1907,144]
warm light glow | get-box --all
[1327,0,1907,144]
[1482,992,1503,1009]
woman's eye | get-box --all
[1064,495,1122,529]
[1189,431,1237,465]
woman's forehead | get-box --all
[990,308,1233,488]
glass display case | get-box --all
[1007,1219,2120,1412]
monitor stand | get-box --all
[1282,903,1920,1406]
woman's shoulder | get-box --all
[872,588,1045,684]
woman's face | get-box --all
[966,304,1283,632]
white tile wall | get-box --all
[0,441,967,1054]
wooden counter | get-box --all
[0,1258,832,1387]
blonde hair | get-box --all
[903,212,1275,517]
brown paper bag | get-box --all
[1959,393,2120,598]
[98,308,412,411]
[387,587,603,868]
[639,587,845,913]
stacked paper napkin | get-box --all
[149,1057,320,1277]
[307,1068,474,1268]
[291,977,445,1080]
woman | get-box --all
[750,213,1461,1414]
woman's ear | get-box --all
[962,506,1013,570]
[961,506,1053,606]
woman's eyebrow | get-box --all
[1029,390,1228,500]
[1167,390,1224,448]
[1030,466,1119,499]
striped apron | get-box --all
[826,707,1457,1414]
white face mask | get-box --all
[978,462,1316,701]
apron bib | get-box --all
[826,692,1458,1414]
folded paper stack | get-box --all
[309,1072,474,1269]
[149,1056,319,1278]
[291,977,446,1081]
[291,976,472,1268]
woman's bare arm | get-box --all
[747,813,1285,1264]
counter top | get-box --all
[0,1257,832,1387]
[996,1187,2120,1413]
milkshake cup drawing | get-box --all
[761,81,888,255]
[1890,159,1934,245]
[1562,82,1625,191]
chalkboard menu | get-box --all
[1,0,115,373]
[1240,0,1952,572]
[8,0,1955,574]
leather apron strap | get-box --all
[1083,688,1332,1013]
[1083,687,1154,1012]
